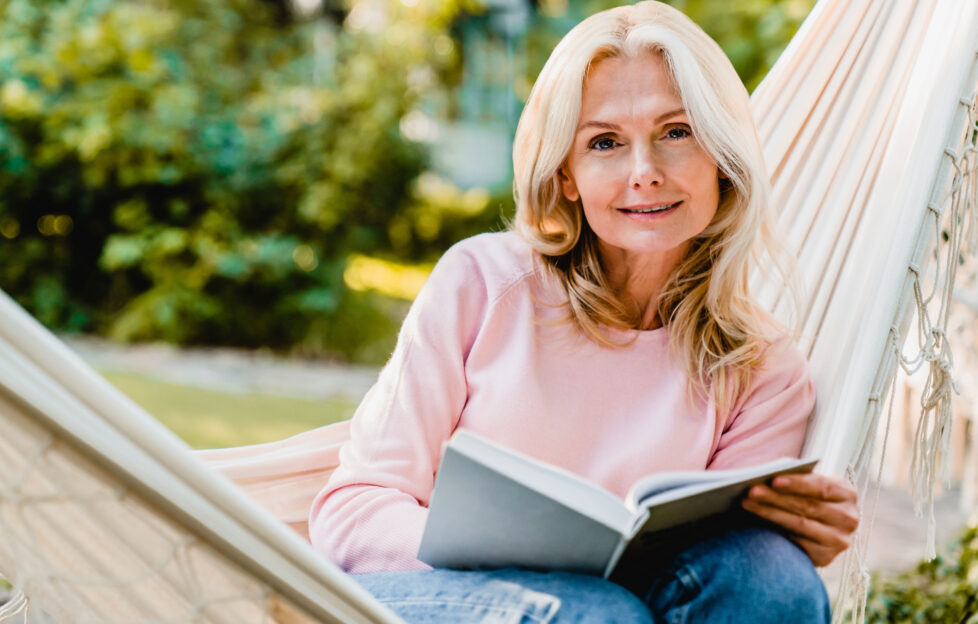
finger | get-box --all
[768,473,857,503]
[741,498,852,550]
[785,533,840,568]
[746,486,859,533]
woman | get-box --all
[310,2,859,622]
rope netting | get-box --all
[0,391,319,624]
[833,66,978,624]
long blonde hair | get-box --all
[511,1,795,414]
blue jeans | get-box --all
[353,527,831,623]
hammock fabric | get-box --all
[197,422,352,542]
[1,1,976,622]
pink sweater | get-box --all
[309,232,815,574]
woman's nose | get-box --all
[629,148,663,188]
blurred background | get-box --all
[0,0,813,364]
[2,0,978,620]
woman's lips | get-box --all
[617,201,682,218]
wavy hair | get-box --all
[511,1,796,414]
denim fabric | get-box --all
[354,568,652,624]
[353,527,830,624]
[642,527,831,624]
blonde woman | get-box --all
[310,2,858,622]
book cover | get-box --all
[418,430,816,581]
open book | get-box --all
[418,430,816,583]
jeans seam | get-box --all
[667,604,689,624]
[383,597,560,623]
[674,565,701,594]
[658,563,701,624]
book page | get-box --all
[623,457,816,512]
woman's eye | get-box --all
[665,126,692,140]
[588,137,617,151]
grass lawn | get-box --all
[101,371,356,449]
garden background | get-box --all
[0,0,812,362]
[1,0,976,621]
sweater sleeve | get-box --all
[706,338,816,471]
[308,242,489,574]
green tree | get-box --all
[0,0,474,360]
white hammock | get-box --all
[753,2,978,618]
[1,0,976,622]
[0,309,398,623]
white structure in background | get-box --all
[431,0,533,190]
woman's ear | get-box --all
[558,166,580,202]
[717,168,732,192]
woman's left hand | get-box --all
[740,472,859,567]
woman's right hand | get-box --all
[741,472,859,566]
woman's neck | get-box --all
[598,241,690,330]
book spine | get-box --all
[602,534,629,579]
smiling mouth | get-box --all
[619,201,681,214]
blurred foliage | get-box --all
[665,0,815,91]
[0,0,491,362]
[345,253,434,301]
[531,0,815,91]
[863,521,978,623]
[0,0,811,362]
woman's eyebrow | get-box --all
[655,108,687,123]
[576,108,688,134]
[576,120,620,133]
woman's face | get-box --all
[559,53,720,272]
